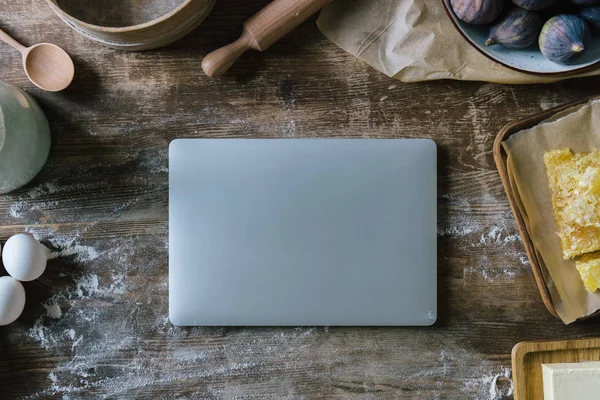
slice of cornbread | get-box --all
[544,148,600,259]
[576,253,600,293]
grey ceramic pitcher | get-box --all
[0,81,50,194]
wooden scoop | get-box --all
[202,0,334,78]
[0,28,74,92]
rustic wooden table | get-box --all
[1,1,600,399]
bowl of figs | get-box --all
[442,0,600,74]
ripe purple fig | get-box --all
[450,0,505,24]
[486,8,544,48]
[539,15,592,64]
[511,0,557,10]
[577,6,600,29]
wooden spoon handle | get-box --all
[202,0,334,78]
[0,27,26,53]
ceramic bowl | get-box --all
[45,0,215,51]
[441,0,600,75]
[0,82,51,194]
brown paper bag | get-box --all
[317,0,600,84]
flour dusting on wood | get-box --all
[439,192,527,283]
[462,367,514,400]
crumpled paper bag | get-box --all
[317,0,600,84]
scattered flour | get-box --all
[75,274,100,298]
[71,335,83,351]
[26,227,100,263]
[10,200,59,219]
[66,329,76,341]
[479,225,521,245]
[462,368,514,400]
[9,202,24,218]
[43,301,62,319]
[438,194,480,238]
[283,120,297,137]
[439,222,478,237]
[439,193,529,283]
[26,182,60,199]
[28,273,118,351]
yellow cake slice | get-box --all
[576,253,600,293]
[544,149,600,259]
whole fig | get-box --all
[578,6,600,29]
[511,0,557,10]
[539,15,591,64]
[486,8,544,48]
[570,0,600,6]
[450,0,505,24]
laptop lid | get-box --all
[169,139,437,326]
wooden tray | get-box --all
[493,96,600,319]
[512,338,600,400]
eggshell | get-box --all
[0,276,26,325]
[2,234,47,281]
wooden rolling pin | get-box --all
[201,0,333,78]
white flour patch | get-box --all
[28,272,124,351]
[7,180,91,220]
[440,194,526,283]
[43,300,62,319]
[26,182,60,199]
[29,317,53,350]
[438,221,479,237]
[108,273,127,295]
[47,242,100,263]
[9,202,25,218]
[440,349,449,361]
[462,368,513,400]
[479,225,522,246]
[283,120,297,137]
[9,200,59,219]
[472,253,524,283]
[27,227,100,263]
[438,194,481,238]
[76,274,100,298]
[66,329,75,341]
[502,268,517,279]
[71,335,83,351]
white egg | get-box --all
[0,276,26,325]
[2,234,47,281]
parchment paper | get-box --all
[317,0,600,84]
[503,99,600,324]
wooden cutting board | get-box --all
[512,338,600,400]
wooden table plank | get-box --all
[1,0,600,399]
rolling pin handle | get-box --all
[202,31,255,78]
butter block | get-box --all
[542,362,600,400]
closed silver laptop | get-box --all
[169,139,437,326]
